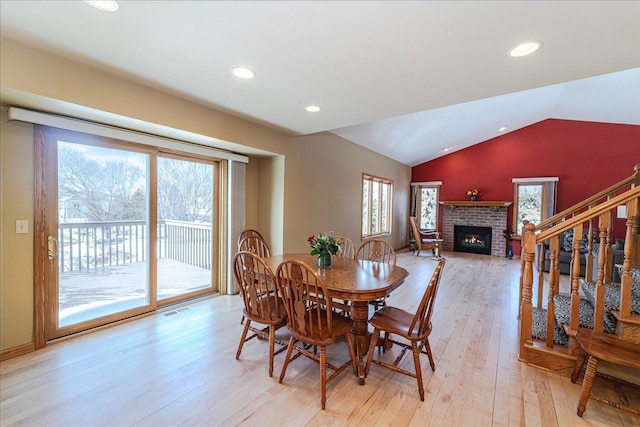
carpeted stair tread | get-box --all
[553,294,595,328]
[531,307,568,346]
[580,279,640,333]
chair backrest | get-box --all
[410,216,438,241]
[233,251,284,323]
[335,235,356,259]
[356,239,396,265]
[239,235,271,258]
[237,229,265,249]
[276,260,336,346]
[409,217,422,246]
[408,259,446,338]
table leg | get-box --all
[350,300,371,385]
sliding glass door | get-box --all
[157,155,215,302]
[36,126,219,341]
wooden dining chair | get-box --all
[356,239,396,265]
[233,251,287,377]
[237,235,271,326]
[364,258,446,401]
[409,216,441,256]
[237,229,265,249]
[238,235,271,258]
[335,235,356,259]
[275,260,357,410]
[356,239,396,310]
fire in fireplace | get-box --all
[454,225,492,255]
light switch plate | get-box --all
[16,220,28,234]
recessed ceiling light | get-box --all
[231,67,255,79]
[498,126,507,132]
[305,105,321,113]
[509,41,541,57]
[83,0,119,11]
[442,147,451,152]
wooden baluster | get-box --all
[569,224,583,353]
[536,247,544,309]
[545,236,559,348]
[519,222,536,359]
[518,220,529,319]
[550,235,560,296]
[620,199,637,319]
[553,235,561,291]
[536,236,547,309]
[593,213,609,335]
[585,215,595,283]
[631,165,640,270]
[603,206,614,284]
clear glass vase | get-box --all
[317,252,332,268]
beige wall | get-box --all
[0,39,410,352]
[0,108,35,350]
[284,133,410,252]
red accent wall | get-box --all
[411,119,640,254]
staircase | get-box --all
[518,164,640,377]
[531,277,640,346]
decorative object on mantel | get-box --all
[308,232,340,268]
[466,188,481,201]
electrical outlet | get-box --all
[16,220,28,234]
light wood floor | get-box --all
[2,251,639,426]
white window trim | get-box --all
[411,181,443,186]
[512,177,558,237]
[362,174,393,238]
[411,182,441,230]
[512,177,559,183]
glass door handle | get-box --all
[47,236,58,260]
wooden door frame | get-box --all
[33,125,224,347]
[34,125,55,349]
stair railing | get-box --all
[519,165,640,320]
[519,184,640,362]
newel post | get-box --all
[631,164,640,269]
[519,222,536,360]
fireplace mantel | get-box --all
[440,201,512,207]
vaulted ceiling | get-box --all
[1,1,638,166]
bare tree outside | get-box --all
[516,184,543,235]
[419,187,438,229]
[56,141,215,327]
[158,157,213,223]
[59,144,214,225]
[58,142,146,222]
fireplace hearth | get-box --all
[454,225,492,255]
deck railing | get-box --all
[59,219,212,273]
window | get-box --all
[411,182,441,230]
[362,174,393,238]
[513,177,558,236]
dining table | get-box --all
[263,253,409,385]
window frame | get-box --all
[412,182,441,231]
[34,125,225,344]
[362,174,393,239]
[512,177,558,237]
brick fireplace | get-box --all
[440,201,512,257]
